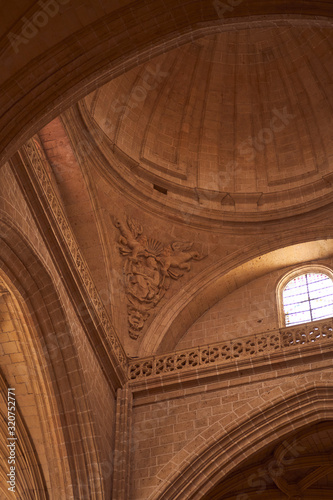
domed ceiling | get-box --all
[82,25,333,220]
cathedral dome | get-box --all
[82,25,333,220]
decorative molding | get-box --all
[22,138,127,370]
[74,102,333,225]
[114,216,205,340]
[128,317,333,380]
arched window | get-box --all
[277,266,333,327]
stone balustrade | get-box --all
[128,317,333,380]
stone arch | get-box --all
[0,366,48,498]
[0,217,104,498]
[140,231,333,355]
[149,383,333,500]
[1,0,333,164]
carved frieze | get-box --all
[128,317,333,380]
[114,216,205,340]
[23,138,127,370]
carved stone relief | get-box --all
[114,216,205,340]
[23,138,127,369]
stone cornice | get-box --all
[16,138,127,387]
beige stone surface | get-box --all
[1,1,333,499]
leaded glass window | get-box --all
[283,273,333,326]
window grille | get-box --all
[283,272,333,326]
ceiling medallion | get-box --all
[114,216,205,340]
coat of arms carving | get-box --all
[114,216,205,340]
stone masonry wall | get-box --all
[130,361,333,499]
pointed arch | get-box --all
[140,234,333,355]
[149,383,333,500]
[0,217,105,498]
